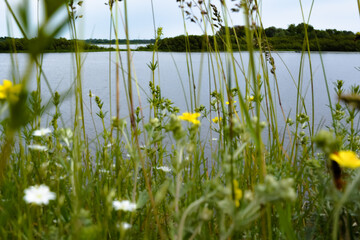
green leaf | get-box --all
[136,189,149,209]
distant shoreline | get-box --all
[0,48,360,54]
[1,22,360,53]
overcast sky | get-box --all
[0,0,359,39]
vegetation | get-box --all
[0,37,111,52]
[85,38,155,45]
[3,24,358,53]
[138,24,360,52]
[1,0,360,239]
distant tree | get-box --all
[287,24,296,36]
[233,26,246,37]
[265,26,277,37]
[315,30,330,38]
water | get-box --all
[0,51,359,147]
[94,44,148,50]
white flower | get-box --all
[32,128,52,137]
[212,138,218,141]
[41,162,49,168]
[58,128,73,147]
[112,200,137,212]
[59,175,67,180]
[156,166,171,173]
[121,222,132,230]
[54,162,63,168]
[99,169,110,174]
[28,144,48,151]
[50,175,67,180]
[23,184,56,205]
[244,190,254,201]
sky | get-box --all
[0,0,359,39]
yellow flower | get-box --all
[178,112,201,125]
[0,79,22,103]
[248,95,254,101]
[212,116,222,124]
[226,100,237,105]
[233,180,243,207]
[329,150,360,169]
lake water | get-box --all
[94,44,148,50]
[0,51,359,149]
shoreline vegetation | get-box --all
[1,23,360,53]
[0,37,152,53]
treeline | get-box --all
[138,23,360,52]
[0,37,109,52]
[85,39,155,44]
[2,24,359,52]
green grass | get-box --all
[1,0,360,239]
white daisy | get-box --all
[112,200,137,212]
[156,166,171,173]
[121,222,132,230]
[23,184,56,205]
[32,128,52,137]
[28,144,48,151]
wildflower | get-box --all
[23,184,56,205]
[28,144,48,151]
[112,200,137,212]
[58,128,73,147]
[212,137,218,141]
[248,95,254,101]
[256,175,296,201]
[33,128,52,137]
[99,169,110,174]
[0,79,22,103]
[178,112,200,125]
[244,190,254,201]
[121,222,132,230]
[233,180,243,207]
[226,100,237,105]
[329,150,360,169]
[212,116,222,123]
[156,166,171,172]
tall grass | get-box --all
[1,0,360,239]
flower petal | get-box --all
[330,151,360,169]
